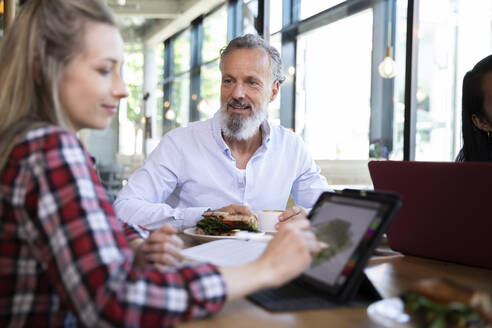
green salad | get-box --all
[401,291,490,328]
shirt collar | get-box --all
[212,112,229,153]
[212,111,272,153]
[260,119,271,145]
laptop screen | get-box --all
[304,193,395,295]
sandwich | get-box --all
[196,209,260,236]
[401,278,492,327]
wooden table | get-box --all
[177,238,492,328]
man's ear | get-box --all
[269,80,280,102]
[471,114,492,132]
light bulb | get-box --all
[165,109,176,121]
[378,46,396,79]
[287,66,296,76]
[197,99,211,115]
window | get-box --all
[296,10,373,160]
[300,0,346,20]
[268,33,282,125]
[243,0,259,35]
[199,5,228,120]
[174,30,190,74]
[200,62,221,119]
[155,43,165,138]
[171,73,190,127]
[119,43,144,156]
[390,0,408,160]
[162,29,192,129]
[414,0,492,160]
[202,6,227,63]
[270,0,283,33]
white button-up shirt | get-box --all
[114,113,329,231]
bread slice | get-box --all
[202,210,258,228]
[196,210,259,235]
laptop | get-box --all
[248,189,401,312]
[368,160,492,270]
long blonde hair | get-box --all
[0,0,116,171]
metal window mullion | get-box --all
[403,0,419,160]
[257,0,270,41]
[190,18,203,122]
[163,39,174,132]
[227,0,243,41]
[280,31,296,129]
[369,0,395,155]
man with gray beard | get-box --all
[115,34,329,233]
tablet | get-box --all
[303,189,401,301]
[248,189,401,311]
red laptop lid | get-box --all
[368,160,492,270]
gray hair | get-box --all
[219,34,285,84]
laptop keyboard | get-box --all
[247,280,340,312]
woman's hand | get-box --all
[219,216,320,300]
[257,217,320,288]
[133,224,184,267]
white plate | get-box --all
[183,227,265,242]
[367,298,413,328]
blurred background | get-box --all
[2,0,491,198]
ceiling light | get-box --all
[379,46,396,79]
[165,109,176,121]
[378,0,396,79]
[197,99,214,116]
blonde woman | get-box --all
[0,0,320,326]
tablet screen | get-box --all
[303,194,390,294]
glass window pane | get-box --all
[171,74,190,127]
[119,43,144,156]
[202,6,227,63]
[174,29,190,74]
[300,0,345,20]
[390,0,408,160]
[157,42,165,85]
[296,10,373,160]
[270,0,283,33]
[243,0,259,35]
[415,0,492,161]
[200,61,221,120]
[268,34,282,125]
[155,86,164,138]
[155,43,165,138]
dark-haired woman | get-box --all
[457,54,492,161]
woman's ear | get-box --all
[471,113,492,132]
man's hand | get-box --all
[133,224,184,267]
[276,205,307,229]
[214,204,254,215]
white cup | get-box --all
[257,210,283,232]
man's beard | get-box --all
[219,99,268,141]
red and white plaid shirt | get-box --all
[0,126,226,327]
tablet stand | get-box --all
[247,273,381,312]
